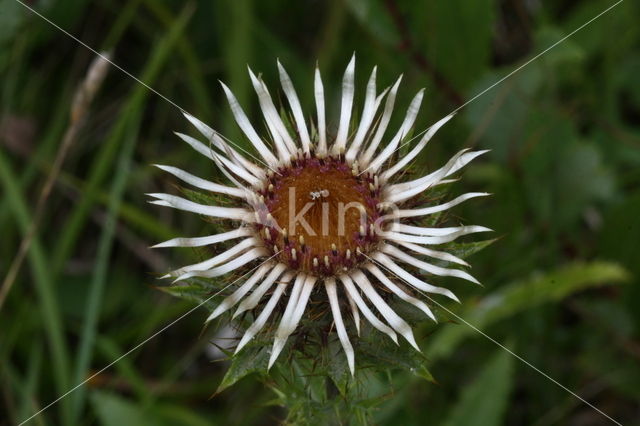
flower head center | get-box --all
[257,154,382,276]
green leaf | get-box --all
[180,187,235,208]
[552,141,616,224]
[534,27,586,68]
[464,64,542,163]
[91,391,154,426]
[0,0,24,45]
[522,122,616,227]
[442,347,514,426]
[427,261,629,361]
[344,0,399,47]
[442,238,498,262]
[91,391,215,426]
[359,332,434,383]
[413,0,495,90]
[158,278,224,311]
[216,343,270,393]
[154,404,219,426]
[325,337,353,396]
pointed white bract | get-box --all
[365,263,436,321]
[339,274,398,344]
[382,225,492,245]
[394,240,469,267]
[152,58,490,375]
[268,274,308,368]
[206,262,273,322]
[345,66,379,163]
[380,243,480,285]
[147,193,251,220]
[360,76,402,167]
[350,269,420,350]
[332,55,356,155]
[390,192,490,218]
[153,165,247,199]
[381,113,455,182]
[372,252,461,302]
[235,282,288,354]
[314,66,327,155]
[325,278,355,374]
[220,81,279,167]
[277,60,312,154]
[367,88,424,173]
[233,264,289,318]
[176,247,269,281]
[384,150,489,204]
[180,114,266,180]
[247,67,297,159]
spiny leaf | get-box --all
[442,238,498,261]
[216,342,270,393]
[158,278,224,311]
[359,332,435,383]
[179,187,235,207]
[324,338,352,396]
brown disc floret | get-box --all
[255,153,382,276]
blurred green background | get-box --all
[1,0,639,424]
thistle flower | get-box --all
[150,56,490,375]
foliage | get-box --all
[1,0,639,425]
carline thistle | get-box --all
[150,55,491,375]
